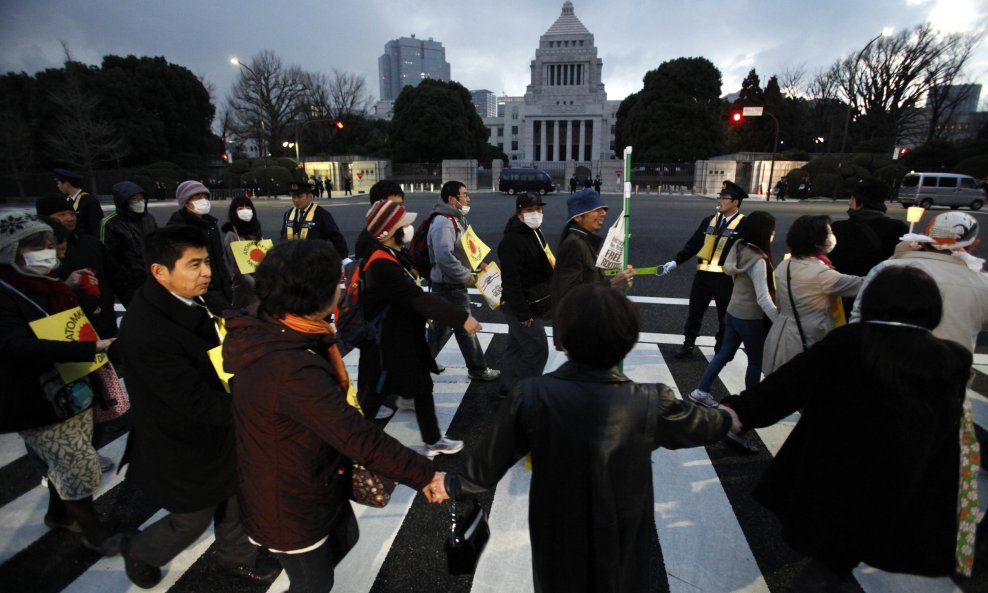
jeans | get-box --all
[426,284,488,374]
[499,304,548,394]
[273,538,335,593]
[696,313,767,392]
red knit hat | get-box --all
[365,200,417,241]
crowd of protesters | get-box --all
[0,167,985,592]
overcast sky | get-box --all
[2,0,986,113]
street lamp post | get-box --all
[764,110,780,200]
[231,58,267,157]
[839,28,892,154]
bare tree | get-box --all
[0,97,34,199]
[228,50,309,157]
[328,69,372,119]
[779,64,807,99]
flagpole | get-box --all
[622,146,632,284]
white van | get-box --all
[897,172,985,211]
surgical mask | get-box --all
[459,205,471,216]
[129,199,146,214]
[522,211,543,230]
[236,209,254,222]
[191,199,211,216]
[397,224,414,246]
[21,249,59,275]
[824,233,837,253]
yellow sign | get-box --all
[459,225,491,271]
[29,307,107,383]
[229,239,273,274]
[208,345,233,393]
[543,244,556,268]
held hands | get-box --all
[661,260,677,276]
[422,472,449,503]
[463,315,482,334]
[610,265,635,290]
[718,404,742,434]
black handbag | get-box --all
[445,497,490,575]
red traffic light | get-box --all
[899,147,910,156]
[335,121,344,129]
[220,154,228,161]
[731,112,743,124]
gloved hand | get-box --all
[661,261,677,275]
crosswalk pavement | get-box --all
[2,324,987,593]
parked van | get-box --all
[498,168,556,195]
[897,172,985,211]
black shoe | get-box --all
[81,532,125,556]
[220,556,281,582]
[674,344,695,359]
[123,535,163,589]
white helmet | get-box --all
[925,212,979,250]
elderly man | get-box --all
[280,180,349,260]
[662,181,747,358]
[55,168,104,237]
[115,226,279,588]
[829,178,909,278]
[167,180,232,310]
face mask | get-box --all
[522,211,543,230]
[191,199,211,216]
[824,233,837,253]
[397,225,415,246]
[236,209,254,222]
[459,205,471,216]
[129,199,146,214]
[22,249,59,275]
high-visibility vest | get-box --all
[285,205,318,240]
[696,213,744,273]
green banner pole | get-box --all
[620,146,632,372]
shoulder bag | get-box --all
[446,497,491,575]
[786,262,809,351]
[350,462,396,508]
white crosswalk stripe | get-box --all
[2,326,987,592]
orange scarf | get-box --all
[277,313,349,394]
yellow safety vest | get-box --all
[285,205,318,240]
[696,213,743,273]
[71,191,88,211]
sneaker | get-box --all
[468,368,501,381]
[674,344,696,359]
[426,437,464,457]
[374,406,395,420]
[395,397,416,411]
[98,455,115,473]
[687,389,719,408]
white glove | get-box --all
[661,261,677,275]
[341,257,354,268]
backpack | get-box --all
[408,213,458,279]
[335,250,399,356]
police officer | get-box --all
[280,180,349,260]
[54,168,104,237]
[662,181,747,358]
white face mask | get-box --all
[521,211,543,230]
[824,233,837,253]
[459,205,471,216]
[129,199,146,213]
[22,249,59,275]
[190,199,211,216]
[236,209,254,222]
[397,224,415,246]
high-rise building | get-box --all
[378,35,451,101]
[470,90,497,118]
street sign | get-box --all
[742,106,764,117]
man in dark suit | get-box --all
[55,168,104,237]
[280,180,350,260]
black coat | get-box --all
[459,363,731,593]
[100,192,158,300]
[358,246,467,401]
[497,216,553,321]
[0,270,100,432]
[59,231,130,337]
[723,323,970,576]
[829,208,909,277]
[167,208,234,311]
[116,278,236,513]
[550,221,605,319]
[70,192,105,238]
[280,203,349,259]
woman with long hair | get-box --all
[222,196,264,309]
[687,211,779,408]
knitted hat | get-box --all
[853,178,890,210]
[567,188,606,220]
[365,200,417,241]
[113,181,145,201]
[35,195,73,216]
[0,210,54,265]
[175,180,210,208]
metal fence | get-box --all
[627,163,696,192]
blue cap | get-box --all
[566,188,606,220]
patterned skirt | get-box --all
[19,408,101,500]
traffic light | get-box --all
[335,121,344,129]
[220,153,228,162]
[731,112,743,124]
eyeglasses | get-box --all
[718,196,735,201]
[457,192,470,199]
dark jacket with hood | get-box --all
[167,207,233,311]
[223,308,434,552]
[497,215,553,321]
[59,229,130,337]
[457,362,732,593]
[116,277,235,512]
[829,206,909,277]
[100,183,158,300]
